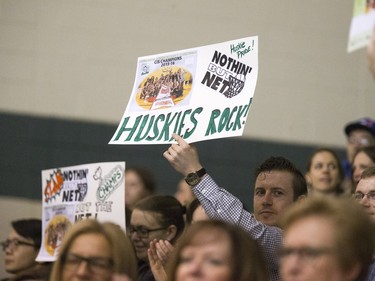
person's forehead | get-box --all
[311,151,336,162]
[8,229,27,240]
[349,129,374,139]
[255,170,294,188]
[130,209,160,226]
[354,151,372,163]
[357,177,375,192]
[284,216,335,245]
[186,229,230,248]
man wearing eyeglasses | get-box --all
[1,219,46,281]
[353,166,375,281]
[354,166,375,219]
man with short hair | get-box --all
[351,166,375,281]
[164,134,307,281]
[354,166,375,220]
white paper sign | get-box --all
[347,0,375,52]
[110,36,258,145]
[37,162,125,261]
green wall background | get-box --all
[0,112,346,211]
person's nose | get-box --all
[262,191,273,206]
[4,244,13,254]
[360,196,371,207]
[129,231,141,242]
[322,165,330,173]
[185,259,203,276]
[4,247,12,255]
[281,254,301,278]
[75,260,91,276]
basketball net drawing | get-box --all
[223,73,246,98]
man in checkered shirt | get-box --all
[164,134,308,281]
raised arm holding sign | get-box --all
[163,134,308,281]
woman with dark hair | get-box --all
[352,145,375,188]
[128,195,185,281]
[1,219,51,281]
[125,167,156,211]
[305,148,344,195]
[125,167,156,228]
[185,198,209,225]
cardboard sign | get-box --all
[110,36,258,145]
[36,162,125,261]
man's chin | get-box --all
[257,213,278,226]
[135,249,147,261]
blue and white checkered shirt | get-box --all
[193,174,282,281]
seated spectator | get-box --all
[353,166,375,280]
[352,146,375,188]
[49,219,137,281]
[280,196,375,281]
[173,178,196,207]
[1,219,51,281]
[163,220,268,281]
[342,118,375,193]
[163,133,308,281]
[353,166,375,219]
[185,198,209,225]
[125,167,156,227]
[128,195,185,281]
[305,148,344,195]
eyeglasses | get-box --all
[63,253,113,275]
[353,191,375,201]
[1,239,36,251]
[278,247,333,261]
[127,226,166,238]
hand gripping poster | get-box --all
[36,162,125,261]
[109,36,258,145]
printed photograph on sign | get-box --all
[128,50,198,112]
[43,206,74,257]
[136,66,193,110]
[135,66,193,110]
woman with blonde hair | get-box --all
[163,220,268,281]
[280,196,375,281]
[49,219,137,281]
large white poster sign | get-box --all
[37,162,125,261]
[110,36,258,145]
[348,0,375,52]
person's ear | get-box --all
[345,260,361,281]
[296,195,307,202]
[305,172,312,185]
[165,225,177,241]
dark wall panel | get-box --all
[0,112,346,210]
